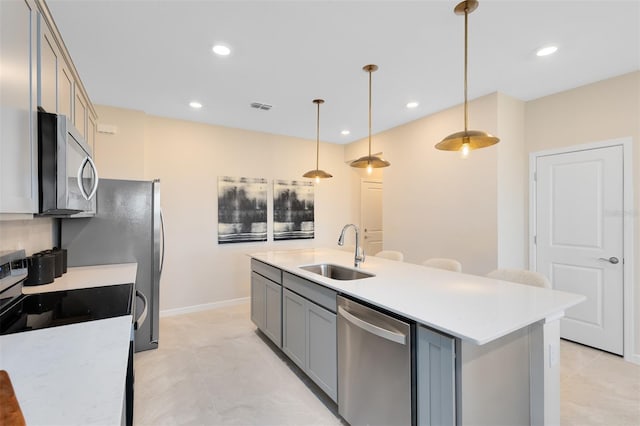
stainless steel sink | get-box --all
[299,264,374,280]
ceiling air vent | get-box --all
[250,102,273,111]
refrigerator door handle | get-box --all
[134,290,148,330]
[160,208,165,278]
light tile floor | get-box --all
[134,302,640,426]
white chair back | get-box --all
[421,258,462,272]
[374,250,404,261]
[486,269,552,289]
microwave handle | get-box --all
[76,156,100,201]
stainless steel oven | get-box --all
[37,110,99,216]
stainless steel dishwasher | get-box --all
[337,296,415,426]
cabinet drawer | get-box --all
[251,259,282,284]
[283,272,337,313]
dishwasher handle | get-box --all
[338,305,406,345]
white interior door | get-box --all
[535,145,624,355]
[361,180,383,256]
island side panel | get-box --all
[529,318,561,426]
[457,327,531,425]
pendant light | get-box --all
[435,0,499,155]
[350,64,390,173]
[303,99,332,182]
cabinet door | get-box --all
[59,61,74,118]
[74,90,87,138]
[250,272,266,331]
[417,326,455,426]
[282,288,306,370]
[87,113,97,156]
[307,302,337,402]
[38,17,58,113]
[0,0,38,213]
[264,279,282,347]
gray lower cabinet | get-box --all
[250,260,282,347]
[416,325,455,426]
[282,274,338,403]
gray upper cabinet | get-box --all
[0,0,38,214]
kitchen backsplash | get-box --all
[0,218,55,255]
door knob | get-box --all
[598,257,620,264]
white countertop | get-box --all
[23,263,138,294]
[1,263,138,425]
[0,316,132,426]
[251,249,585,345]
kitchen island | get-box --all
[250,248,584,426]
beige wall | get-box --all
[94,108,355,311]
[0,218,54,255]
[525,71,640,359]
[355,93,502,274]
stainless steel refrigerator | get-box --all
[61,179,163,352]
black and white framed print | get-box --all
[217,176,268,244]
[273,180,314,241]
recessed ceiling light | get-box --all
[189,101,202,109]
[536,45,558,57]
[341,130,351,136]
[212,45,231,56]
[406,101,419,109]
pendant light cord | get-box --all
[463,4,469,133]
[368,68,373,157]
[316,101,320,170]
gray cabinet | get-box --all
[0,0,38,214]
[250,260,282,347]
[283,273,337,402]
[416,325,455,426]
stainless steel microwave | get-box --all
[37,111,99,216]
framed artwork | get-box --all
[273,180,314,240]
[217,176,268,243]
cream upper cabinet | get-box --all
[87,112,97,155]
[0,0,97,216]
[0,0,38,213]
[59,60,74,118]
[74,90,87,138]
[36,1,97,136]
[37,14,59,114]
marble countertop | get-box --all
[250,249,585,345]
[0,316,132,426]
[0,263,138,425]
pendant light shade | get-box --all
[436,0,499,153]
[303,99,333,181]
[351,64,390,170]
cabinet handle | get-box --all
[338,306,406,345]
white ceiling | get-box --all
[47,0,639,144]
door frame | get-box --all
[529,137,636,363]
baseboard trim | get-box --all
[624,352,640,366]
[160,297,249,317]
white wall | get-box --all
[496,94,526,269]
[0,218,54,255]
[95,106,355,311]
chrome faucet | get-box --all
[338,224,365,268]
